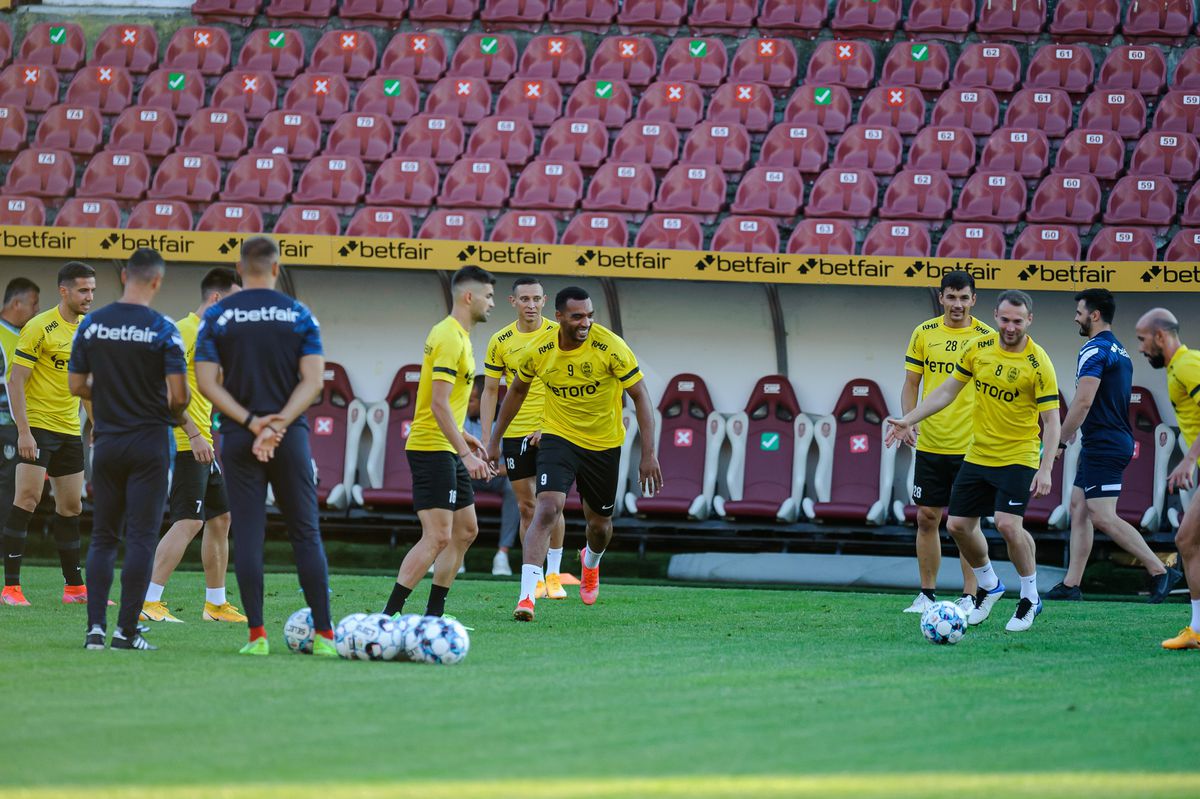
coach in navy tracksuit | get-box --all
[69,248,188,652]
[194,235,334,656]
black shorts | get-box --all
[502,436,538,482]
[1074,448,1133,500]
[169,450,230,523]
[407,450,474,512]
[23,427,84,477]
[536,434,621,517]
[948,461,1037,518]
[912,451,965,508]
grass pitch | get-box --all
[0,565,1196,799]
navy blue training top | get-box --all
[194,288,322,428]
[68,302,186,436]
[1077,329,1134,455]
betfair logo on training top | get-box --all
[83,323,160,342]
[456,243,550,266]
[216,306,301,326]
[576,248,668,270]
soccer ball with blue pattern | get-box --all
[283,607,314,654]
[920,601,967,645]
[405,616,470,665]
[356,613,405,661]
[390,614,424,662]
[334,612,369,659]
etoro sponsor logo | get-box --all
[455,243,550,266]
[693,253,788,274]
[576,248,669,270]
[338,239,434,261]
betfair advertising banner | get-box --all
[0,225,1191,292]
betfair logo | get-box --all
[98,232,194,254]
[457,244,550,266]
[0,228,79,252]
[578,249,668,270]
[338,239,433,261]
[1142,264,1200,283]
[217,236,241,255]
[1017,265,1039,281]
[904,260,926,278]
[1019,263,1117,284]
[918,261,1001,281]
[695,255,787,275]
[799,258,894,278]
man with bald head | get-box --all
[1135,307,1200,649]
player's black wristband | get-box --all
[1057,442,1067,450]
[244,411,255,428]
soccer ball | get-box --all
[283,607,314,654]
[390,613,424,662]
[334,612,369,659]
[405,616,471,665]
[920,601,968,645]
[357,613,404,661]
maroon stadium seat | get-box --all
[517,35,587,84]
[380,32,447,83]
[196,201,265,233]
[291,155,367,205]
[109,106,178,157]
[424,76,493,124]
[1116,387,1171,527]
[360,365,420,509]
[341,0,410,24]
[273,205,341,235]
[3,148,73,198]
[192,0,262,26]
[237,29,306,79]
[808,379,895,524]
[611,120,678,169]
[634,213,704,249]
[0,196,45,226]
[952,170,1026,224]
[325,112,395,163]
[91,24,158,75]
[688,0,757,31]
[481,0,550,31]
[417,209,485,240]
[787,218,857,254]
[490,210,558,243]
[178,107,249,159]
[283,72,351,122]
[636,80,706,130]
[1180,182,1200,224]
[931,87,1001,135]
[509,159,585,211]
[1153,90,1200,135]
[705,81,773,132]
[365,156,439,206]
[581,162,657,213]
[1026,172,1103,225]
[448,33,518,84]
[616,0,687,29]
[905,0,974,37]
[654,164,726,218]
[541,117,608,166]
[1003,88,1073,137]
[344,207,413,238]
[1123,0,1194,42]
[148,152,222,204]
[757,0,829,35]
[1087,226,1158,260]
[1172,48,1200,90]
[252,110,322,160]
[20,22,86,73]
[935,222,1007,258]
[1023,393,1068,529]
[862,221,931,256]
[806,167,879,220]
[409,0,478,27]
[1077,89,1147,138]
[55,198,121,228]
[1050,0,1120,40]
[0,105,26,155]
[547,0,618,30]
[561,212,629,247]
[127,200,193,231]
[1165,227,1200,260]
[0,23,11,70]
[438,156,511,209]
[302,362,358,507]
[711,215,780,253]
[878,169,954,220]
[265,0,338,24]
[1130,131,1200,180]
[805,41,875,92]
[310,30,378,80]
[721,375,805,521]
[680,121,751,172]
[354,75,421,123]
[1102,174,1177,227]
[951,43,1022,93]
[588,37,657,87]
[1011,224,1082,260]
[783,84,853,134]
[223,153,293,209]
[395,113,466,163]
[163,27,232,76]
[658,38,727,88]
[833,124,905,175]
[976,0,1046,38]
[494,77,563,126]
[78,150,152,201]
[1051,129,1125,180]
[139,69,206,118]
[465,115,536,165]
[33,105,103,156]
[759,123,829,173]
[857,87,926,135]
[728,38,798,89]
[907,126,976,177]
[65,65,133,115]
[564,78,633,128]
[1097,45,1167,95]
[730,167,805,217]
[832,0,902,36]
[211,70,279,120]
[979,127,1051,179]
[880,42,951,93]
[1026,44,1094,96]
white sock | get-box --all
[546,547,563,575]
[972,562,999,592]
[583,544,604,569]
[520,564,543,602]
[145,582,164,603]
[206,586,226,606]
[1019,572,1038,603]
[1191,599,1200,631]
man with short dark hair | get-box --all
[1,262,94,607]
[69,248,188,651]
[0,277,39,535]
[1048,289,1179,603]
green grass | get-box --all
[1,565,1197,799]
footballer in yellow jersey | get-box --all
[1166,344,1200,448]
[487,286,661,622]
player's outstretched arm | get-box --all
[885,377,965,447]
[479,374,502,445]
[487,375,531,463]
[1031,408,1061,498]
[1057,376,1099,459]
[626,380,662,497]
[898,370,923,447]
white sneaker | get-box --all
[492,551,512,576]
[903,592,935,614]
[954,594,975,617]
[967,582,1007,626]
[1004,598,1043,632]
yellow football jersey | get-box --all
[516,322,642,451]
[484,317,557,439]
[1167,345,1200,447]
[13,306,81,436]
[951,335,1060,469]
[406,315,475,453]
[905,315,995,455]
[171,313,214,452]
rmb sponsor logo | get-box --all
[903,259,1002,281]
[0,228,80,252]
[694,253,788,274]
[99,232,195,255]
[1140,264,1200,283]
[576,249,668,270]
[337,239,434,261]
[456,243,550,266]
[1016,264,1117,284]
[796,257,893,278]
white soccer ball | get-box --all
[920,601,968,645]
[390,613,424,662]
[356,613,404,661]
[406,616,471,665]
[334,612,369,659]
[283,607,314,654]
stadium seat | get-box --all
[716,375,812,522]
[395,113,466,163]
[880,42,951,93]
[832,124,905,175]
[300,362,364,509]
[354,75,420,123]
[561,212,629,247]
[658,38,727,87]
[710,215,781,253]
[78,150,152,202]
[1097,45,1167,95]
[0,196,45,226]
[211,70,279,120]
[1180,175,1200,222]
[680,121,750,172]
[783,84,853,134]
[0,105,25,155]
[265,0,338,24]
[108,106,178,157]
[1131,131,1200,181]
[787,218,857,254]
[547,0,618,30]
[1102,174,1177,227]
[0,63,57,113]
[380,32,447,83]
[935,222,1007,258]
[481,0,550,31]
[148,152,221,204]
[634,212,704,249]
[192,0,262,26]
[1087,226,1158,260]
[804,379,896,525]
[636,80,706,130]
[223,153,293,210]
[878,169,954,220]
[409,0,479,28]
[237,29,306,78]
[806,168,879,220]
[653,164,726,218]
[310,30,378,80]
[291,155,367,206]
[862,220,932,256]
[759,123,828,173]
[465,115,536,165]
[979,127,1051,179]
[91,24,158,75]
[20,22,86,73]
[283,73,351,122]
[757,0,829,35]
[126,200,193,231]
[1172,47,1200,90]
[857,87,926,135]
[438,157,511,209]
[952,170,1026,224]
[730,167,805,217]
[1050,0,1120,40]
[804,41,875,92]
[616,0,687,29]
[273,204,341,235]
[495,77,563,126]
[905,0,974,37]
[907,126,976,177]
[705,81,773,132]
[1010,223,1082,260]
[831,0,902,36]
[365,156,439,207]
[1003,88,1074,137]
[163,27,232,76]
[325,112,395,163]
[975,0,1046,38]
[610,121,678,169]
[178,107,249,159]
[489,210,558,243]
[1077,89,1148,138]
[362,365,421,510]
[688,0,757,31]
[1026,172,1103,225]
[728,38,798,89]
[196,201,265,232]
[0,24,11,71]
[424,76,493,124]
[1026,44,1094,96]
[540,117,608,166]
[33,105,103,156]
[1123,0,1194,42]
[588,37,657,87]
[930,87,1001,135]
[510,159,585,211]
[251,110,322,160]
[1153,90,1200,135]
[417,209,486,240]
[65,65,134,115]
[139,69,206,118]
[340,0,410,24]
[1117,386,1174,531]
[1165,227,1200,259]
[344,207,412,238]
[448,33,518,84]
[564,79,633,128]
[950,44,1022,93]
[517,35,587,84]
[1021,393,1074,530]
[1051,129,1125,181]
[2,148,73,198]
[54,197,121,228]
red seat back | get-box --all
[305,362,355,502]
[377,365,421,495]
[815,379,888,517]
[736,375,800,505]
[643,374,716,510]
[1118,387,1168,525]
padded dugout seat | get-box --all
[1121,386,1175,531]
[303,362,365,509]
[1023,392,1074,529]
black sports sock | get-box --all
[383,582,412,616]
[3,506,33,587]
[921,589,936,601]
[425,583,450,617]
[52,514,83,586]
